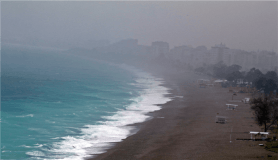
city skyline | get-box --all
[2,1,277,53]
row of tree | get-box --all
[195,61,278,94]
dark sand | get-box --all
[88,71,277,160]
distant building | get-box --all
[190,46,208,68]
[169,45,192,62]
[210,43,229,64]
[96,39,277,72]
[151,41,169,58]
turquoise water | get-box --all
[1,44,171,160]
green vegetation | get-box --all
[265,141,278,153]
[250,96,278,132]
[265,127,278,153]
[194,62,278,94]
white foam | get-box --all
[35,144,44,148]
[16,114,34,118]
[29,66,172,160]
[26,151,45,157]
[20,145,32,148]
[20,144,43,149]
[45,120,56,123]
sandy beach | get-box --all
[88,71,277,160]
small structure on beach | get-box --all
[232,93,237,100]
[215,116,227,124]
[226,104,238,110]
[249,131,269,140]
[214,79,227,87]
[242,98,250,104]
[197,79,210,84]
[214,79,227,83]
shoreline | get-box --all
[81,66,174,160]
[86,70,202,160]
[88,69,277,160]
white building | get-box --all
[151,41,169,58]
[209,43,229,64]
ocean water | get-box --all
[1,44,172,160]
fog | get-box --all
[2,1,277,52]
[2,2,278,160]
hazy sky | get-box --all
[2,1,278,52]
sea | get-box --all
[1,44,172,160]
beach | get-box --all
[89,70,277,160]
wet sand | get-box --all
[88,71,276,160]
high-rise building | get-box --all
[210,43,229,64]
[151,41,169,58]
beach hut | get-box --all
[249,131,269,140]
[215,116,227,124]
[232,93,237,100]
[214,79,226,87]
[226,104,238,110]
[242,98,250,104]
[236,79,244,85]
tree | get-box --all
[254,77,278,95]
[226,71,244,82]
[226,64,242,75]
[213,61,227,78]
[225,64,243,82]
[265,71,278,82]
[250,96,278,132]
[245,68,263,85]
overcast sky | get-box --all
[1,1,277,52]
